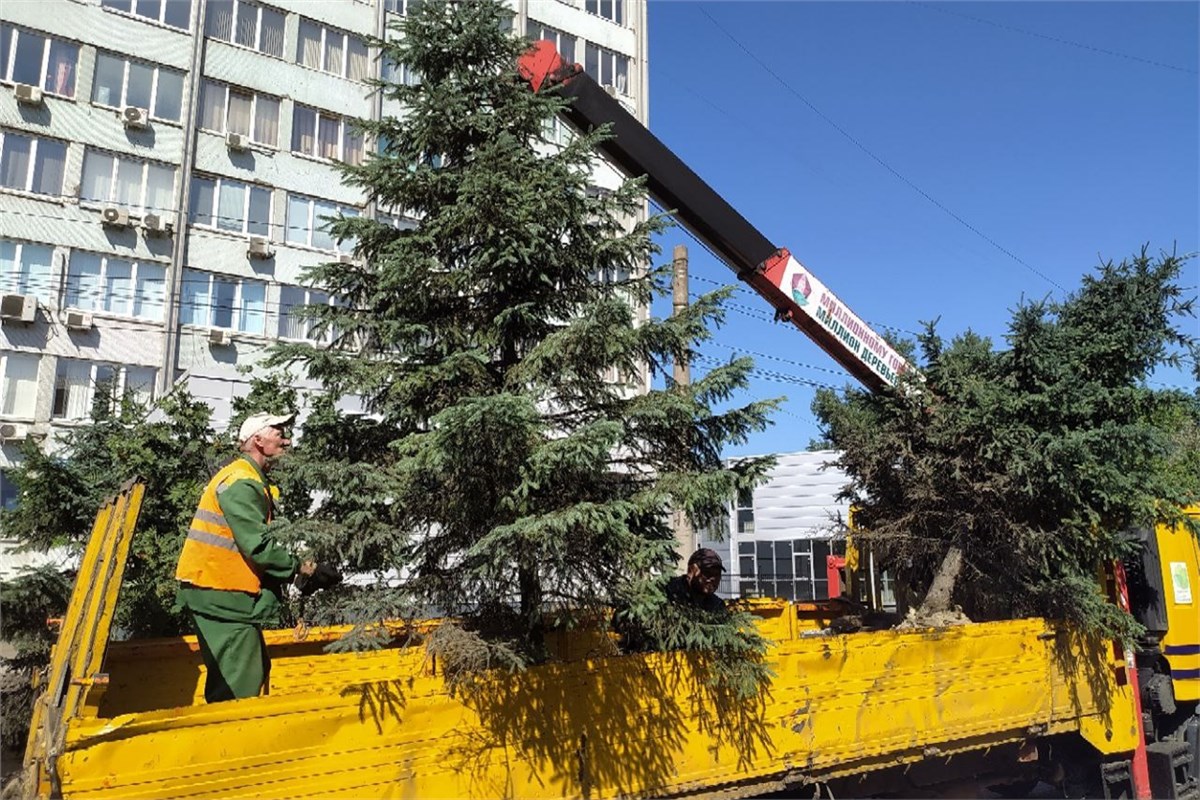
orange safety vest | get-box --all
[175,458,273,594]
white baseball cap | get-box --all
[238,412,295,444]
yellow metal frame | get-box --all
[22,481,145,799]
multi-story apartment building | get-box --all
[0,0,649,510]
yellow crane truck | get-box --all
[19,41,1200,799]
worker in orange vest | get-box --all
[175,411,326,702]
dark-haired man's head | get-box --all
[686,548,723,596]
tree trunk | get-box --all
[918,546,963,615]
[518,556,544,655]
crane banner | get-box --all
[771,251,910,387]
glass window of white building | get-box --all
[296,19,369,81]
[525,21,575,62]
[205,0,285,58]
[198,79,280,146]
[583,42,629,95]
[1,351,40,419]
[0,131,67,196]
[291,105,363,164]
[585,0,624,25]
[179,269,267,334]
[188,175,271,236]
[0,24,79,97]
[736,538,844,601]
[102,0,192,31]
[285,194,357,252]
[383,0,421,14]
[381,57,420,87]
[0,469,19,511]
[80,150,175,214]
[64,252,166,321]
[91,52,184,122]
[0,239,54,302]
[52,359,156,420]
[278,285,331,341]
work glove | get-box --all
[295,562,343,596]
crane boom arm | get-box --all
[518,41,909,392]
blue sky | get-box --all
[642,1,1200,457]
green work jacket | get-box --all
[176,455,298,625]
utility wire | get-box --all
[910,1,1199,76]
[654,197,923,343]
[705,341,852,380]
[695,6,1067,294]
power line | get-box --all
[685,270,922,338]
[910,1,1200,76]
[705,341,852,380]
[694,6,1067,295]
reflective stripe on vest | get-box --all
[175,458,270,594]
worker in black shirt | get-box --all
[665,547,726,614]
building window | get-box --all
[291,105,363,165]
[91,52,184,122]
[735,486,754,534]
[376,210,417,231]
[585,0,624,25]
[198,79,280,146]
[1,351,40,419]
[0,131,66,197]
[52,359,156,420]
[101,0,192,31]
[736,538,843,601]
[0,24,79,97]
[541,116,572,148]
[205,0,285,58]
[584,42,629,95]
[188,175,271,237]
[0,239,54,303]
[80,149,176,215]
[381,57,420,87]
[383,0,422,14]
[285,194,357,252]
[278,285,332,341]
[0,469,19,512]
[179,269,266,334]
[525,21,576,62]
[296,19,369,81]
[64,251,166,321]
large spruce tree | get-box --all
[267,0,776,684]
[813,248,1199,636]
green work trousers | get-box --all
[191,612,270,703]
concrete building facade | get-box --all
[0,0,649,511]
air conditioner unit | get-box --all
[0,293,37,324]
[142,213,174,237]
[0,422,29,441]
[208,328,233,347]
[101,205,130,228]
[226,132,249,151]
[337,253,356,265]
[122,106,149,129]
[14,83,44,106]
[247,236,274,259]
[65,309,93,331]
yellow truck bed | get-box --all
[22,485,1141,799]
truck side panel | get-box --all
[50,617,1136,799]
